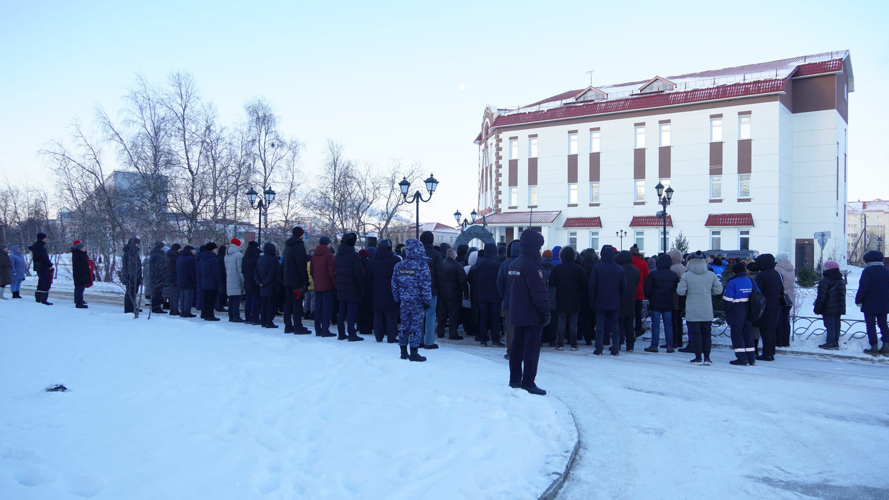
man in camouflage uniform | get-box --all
[392,239,432,362]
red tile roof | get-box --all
[475,211,561,225]
[563,217,602,228]
[705,213,754,227]
[630,216,672,227]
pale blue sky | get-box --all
[1,0,887,225]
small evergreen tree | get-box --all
[797,266,820,288]
[671,231,689,254]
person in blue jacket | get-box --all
[497,240,521,358]
[476,242,505,347]
[856,251,889,356]
[254,242,280,328]
[9,245,27,298]
[589,245,627,356]
[392,238,432,361]
[723,261,756,365]
[507,230,551,396]
[176,246,197,317]
[368,239,401,343]
[199,242,222,321]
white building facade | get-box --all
[474,51,853,271]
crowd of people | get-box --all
[3,229,889,394]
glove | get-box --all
[541,312,551,328]
[423,303,430,310]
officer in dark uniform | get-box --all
[392,239,432,362]
[507,230,551,395]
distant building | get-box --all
[847,200,888,263]
[387,222,460,247]
[474,51,853,270]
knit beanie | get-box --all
[864,251,884,263]
[292,227,305,238]
[342,233,357,247]
[171,243,181,251]
[37,232,47,241]
[420,231,434,245]
[359,249,370,259]
[205,242,218,251]
[73,240,82,246]
[74,243,85,251]
[319,236,331,246]
[542,249,553,258]
[732,262,746,274]
[230,238,242,247]
[824,260,840,271]
[247,241,259,248]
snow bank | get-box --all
[0,302,576,500]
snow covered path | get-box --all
[446,340,889,499]
[0,302,576,500]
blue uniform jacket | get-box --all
[392,239,432,307]
[722,273,753,325]
[496,240,521,310]
[507,231,550,326]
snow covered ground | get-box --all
[0,302,576,500]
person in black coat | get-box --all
[282,227,310,333]
[855,251,889,355]
[455,244,469,266]
[165,244,181,315]
[420,231,445,348]
[753,253,783,361]
[148,241,167,314]
[476,243,504,347]
[358,249,374,337]
[176,246,197,317]
[72,242,90,308]
[121,237,142,313]
[242,241,261,325]
[29,232,54,305]
[615,250,640,352]
[367,240,400,343]
[578,248,599,345]
[643,254,680,353]
[814,260,846,350]
[215,245,228,312]
[507,230,550,395]
[199,242,222,321]
[548,246,587,350]
[436,248,468,340]
[335,233,364,341]
[254,242,280,328]
[589,245,627,355]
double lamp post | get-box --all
[245,187,276,247]
[400,173,439,240]
[655,181,675,254]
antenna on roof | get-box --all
[585,69,595,87]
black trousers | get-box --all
[436,300,462,338]
[759,327,777,357]
[688,321,713,358]
[202,289,218,319]
[260,295,277,326]
[477,302,502,343]
[619,315,635,350]
[374,311,398,342]
[777,305,792,346]
[337,301,358,337]
[283,287,304,328]
[125,282,139,313]
[595,309,620,354]
[509,325,542,388]
[228,295,243,321]
[634,300,645,336]
[151,285,164,311]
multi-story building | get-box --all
[847,200,888,263]
[473,51,853,271]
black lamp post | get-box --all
[246,186,276,247]
[655,182,674,255]
[455,209,483,231]
[400,173,439,240]
[616,230,627,251]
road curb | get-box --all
[539,402,581,500]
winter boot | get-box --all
[690,358,703,365]
[880,343,889,357]
[41,292,52,305]
[0,287,7,300]
[729,358,749,366]
[864,343,881,356]
[400,345,409,360]
[703,358,712,366]
[408,347,427,362]
[12,291,21,298]
[284,325,295,334]
[35,291,42,302]
[522,385,546,396]
[347,334,365,342]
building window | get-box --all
[659,123,671,147]
[635,180,645,202]
[635,126,645,149]
[710,230,722,251]
[509,187,518,207]
[568,231,577,249]
[590,130,600,153]
[739,115,751,140]
[635,231,645,252]
[710,175,722,199]
[529,137,538,158]
[568,133,578,154]
[740,230,750,251]
[590,182,600,203]
[509,139,518,160]
[738,174,751,198]
[590,231,599,252]
[528,185,537,206]
[659,230,670,253]
[710,118,722,142]
[568,183,578,204]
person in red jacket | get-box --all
[310,236,338,337]
[630,245,650,338]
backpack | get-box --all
[747,278,766,323]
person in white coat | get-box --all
[224,239,245,322]
[677,252,724,365]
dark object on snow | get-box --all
[46,384,67,392]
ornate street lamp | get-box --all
[616,229,627,251]
[655,182,675,255]
[400,173,439,240]
[246,185,276,247]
